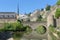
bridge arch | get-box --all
[22,21,47,30]
[22,21,48,39]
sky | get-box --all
[0,0,57,14]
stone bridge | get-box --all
[22,21,47,29]
[22,21,48,40]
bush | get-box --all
[1,21,25,32]
[24,25,32,34]
[3,23,14,31]
[57,31,60,37]
[35,25,46,34]
[55,8,60,18]
[49,25,56,32]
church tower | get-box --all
[16,2,19,19]
[17,2,19,15]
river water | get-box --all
[0,31,13,40]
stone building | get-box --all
[18,14,29,21]
[30,9,40,21]
[0,12,17,23]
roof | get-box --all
[0,12,17,19]
[0,12,17,14]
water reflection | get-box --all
[0,31,12,40]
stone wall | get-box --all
[0,19,16,23]
[56,17,60,27]
[22,21,48,40]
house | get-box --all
[0,12,17,23]
[18,14,29,21]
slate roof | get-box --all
[0,12,17,14]
[0,12,17,19]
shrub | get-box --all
[55,8,60,18]
[24,25,32,34]
[57,31,60,37]
[35,25,46,34]
[49,25,57,33]
[3,23,14,31]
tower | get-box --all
[17,2,19,15]
[16,2,19,19]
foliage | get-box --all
[56,0,60,5]
[55,8,60,18]
[0,21,32,40]
[24,25,32,34]
[49,25,60,40]
[46,5,51,11]
[49,30,57,40]
[49,25,56,32]
[14,22,24,31]
[49,33,57,40]
[17,19,22,23]
[0,28,4,32]
[2,21,25,32]
[35,25,46,34]
[37,15,42,21]
[3,23,14,31]
[57,31,60,37]
[13,32,24,38]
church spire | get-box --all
[17,2,19,15]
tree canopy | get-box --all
[45,5,51,11]
[3,22,24,31]
[55,8,60,18]
[37,15,42,21]
[56,0,60,5]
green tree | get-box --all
[15,22,23,31]
[55,8,60,18]
[3,23,14,31]
[37,15,42,21]
[56,0,60,5]
[46,5,51,11]
[3,21,24,32]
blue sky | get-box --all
[0,0,57,14]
